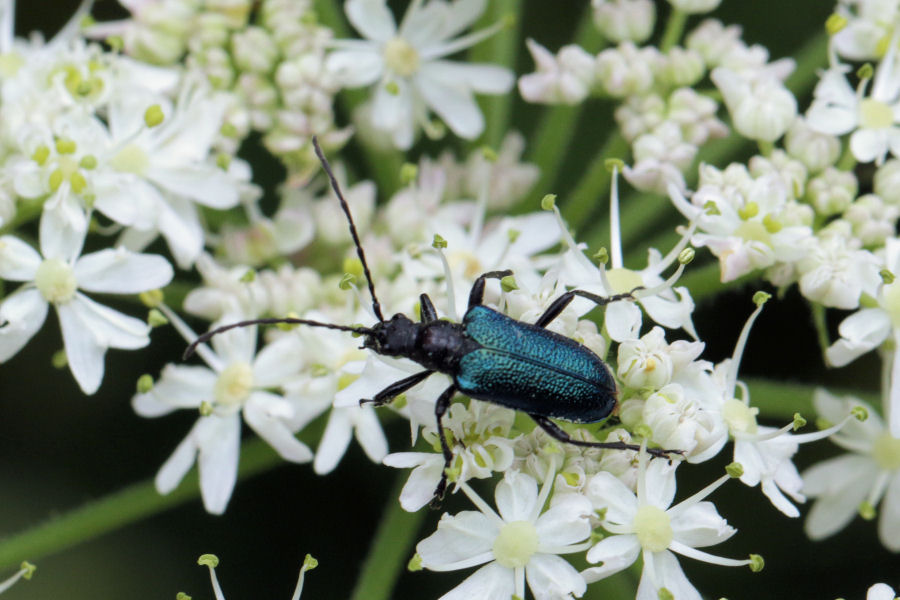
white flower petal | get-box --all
[253,335,304,387]
[416,67,484,139]
[346,0,396,42]
[585,471,638,525]
[146,164,240,209]
[604,300,642,342]
[197,414,241,514]
[326,49,384,87]
[868,583,898,600]
[495,471,538,522]
[525,553,586,600]
[826,308,891,367]
[670,502,735,548]
[420,60,513,95]
[244,393,313,463]
[155,423,199,495]
[58,301,107,394]
[435,562,514,600]
[313,408,353,474]
[583,535,641,581]
[0,235,41,280]
[354,405,389,463]
[418,511,499,568]
[74,248,173,294]
[803,455,877,540]
[878,473,900,551]
[637,550,701,600]
[384,452,444,511]
[0,289,47,362]
[535,494,592,548]
[66,293,151,349]
[157,196,205,269]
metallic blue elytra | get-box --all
[457,305,617,423]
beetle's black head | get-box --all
[363,313,419,357]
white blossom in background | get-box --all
[0,218,173,394]
[802,390,900,552]
[830,0,900,61]
[591,0,656,44]
[417,470,593,600]
[711,66,797,143]
[806,35,900,165]
[134,316,311,514]
[326,0,513,149]
[826,238,900,435]
[518,39,596,105]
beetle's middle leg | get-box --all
[360,370,435,407]
[467,270,514,311]
[528,414,683,460]
[534,288,642,329]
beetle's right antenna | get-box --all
[312,136,385,323]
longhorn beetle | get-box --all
[185,137,682,504]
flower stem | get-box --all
[348,473,427,600]
[525,4,605,202]
[659,8,687,52]
[0,437,281,570]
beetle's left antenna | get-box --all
[312,136,385,323]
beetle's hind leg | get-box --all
[360,370,435,407]
[529,414,683,460]
[467,270,514,311]
[534,288,643,329]
[430,384,458,508]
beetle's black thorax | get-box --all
[363,314,478,374]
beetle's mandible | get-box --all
[184,137,683,505]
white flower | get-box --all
[0,217,173,394]
[806,39,900,165]
[669,167,813,282]
[667,0,721,14]
[326,0,513,149]
[711,66,797,143]
[134,315,312,514]
[96,82,243,267]
[583,455,749,600]
[831,0,900,61]
[518,39,595,105]
[802,390,900,551]
[796,232,880,309]
[417,470,592,600]
[595,42,657,97]
[592,0,656,44]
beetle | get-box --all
[185,137,681,504]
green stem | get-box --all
[469,0,520,149]
[525,5,605,200]
[810,301,831,365]
[0,437,282,570]
[659,8,687,52]
[348,473,427,600]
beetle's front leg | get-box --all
[430,384,458,508]
[360,370,435,407]
[467,270,514,311]
[534,287,643,329]
[529,414,683,460]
